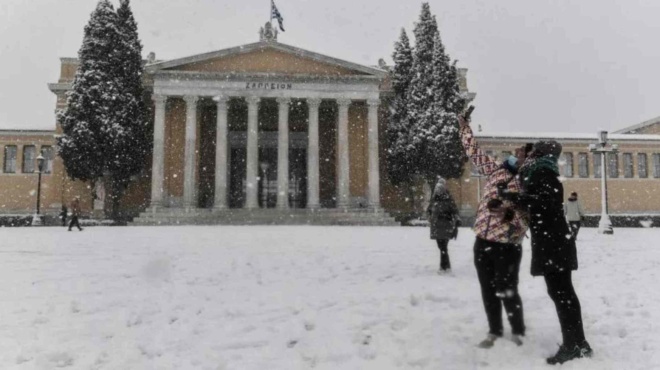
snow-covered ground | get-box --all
[1,226,658,369]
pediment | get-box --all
[148,42,385,78]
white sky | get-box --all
[1,0,659,133]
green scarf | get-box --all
[523,156,559,186]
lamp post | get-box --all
[32,154,45,226]
[589,130,618,235]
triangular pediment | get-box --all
[147,42,386,77]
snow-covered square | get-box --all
[1,226,658,369]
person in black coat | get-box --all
[500,141,592,364]
[59,205,68,227]
[427,177,460,273]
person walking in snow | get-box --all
[500,140,592,365]
[426,177,460,273]
[68,197,83,231]
[458,114,532,348]
[59,205,68,227]
[564,192,585,240]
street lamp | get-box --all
[589,130,618,234]
[32,154,46,226]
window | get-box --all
[593,153,602,178]
[653,153,660,178]
[608,153,619,178]
[562,152,574,177]
[578,153,589,178]
[623,153,633,178]
[638,153,648,178]
[3,145,17,173]
[40,146,54,174]
[22,145,36,173]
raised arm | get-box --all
[458,116,501,176]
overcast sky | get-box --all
[1,0,659,134]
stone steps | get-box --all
[130,208,400,226]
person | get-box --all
[59,205,68,227]
[458,114,533,348]
[68,197,83,231]
[564,192,585,240]
[426,177,460,273]
[500,140,592,365]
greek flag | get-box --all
[271,0,285,32]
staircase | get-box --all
[130,208,400,226]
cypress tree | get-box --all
[387,28,414,185]
[57,0,121,186]
[107,0,149,220]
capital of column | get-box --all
[152,95,167,105]
[337,98,352,107]
[246,96,261,105]
[307,98,322,109]
[367,99,381,108]
[183,95,199,105]
[276,97,291,106]
[213,95,230,104]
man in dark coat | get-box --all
[427,177,459,273]
[501,140,592,365]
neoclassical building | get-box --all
[1,23,660,225]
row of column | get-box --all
[150,95,381,210]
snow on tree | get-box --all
[387,28,414,185]
[107,0,149,219]
[57,0,148,220]
[395,2,467,187]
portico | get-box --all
[145,27,385,215]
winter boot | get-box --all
[511,334,523,346]
[477,334,498,349]
[546,341,593,365]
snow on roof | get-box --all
[475,131,660,142]
[613,116,660,134]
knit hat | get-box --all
[533,140,562,158]
[434,177,447,193]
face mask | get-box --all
[507,155,518,168]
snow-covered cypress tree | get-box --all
[57,0,121,187]
[404,2,467,186]
[387,28,414,185]
[106,0,149,219]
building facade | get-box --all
[2,25,660,223]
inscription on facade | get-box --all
[245,82,293,90]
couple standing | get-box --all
[455,114,592,365]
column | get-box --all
[276,97,290,209]
[367,99,381,209]
[245,96,260,209]
[150,95,167,208]
[336,98,351,209]
[307,98,322,209]
[183,95,199,209]
[213,95,230,210]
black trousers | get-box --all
[436,239,450,270]
[68,216,82,231]
[474,238,525,336]
[568,221,581,239]
[544,270,586,347]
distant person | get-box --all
[500,141,592,365]
[59,205,68,227]
[564,192,585,240]
[68,197,83,231]
[426,177,460,273]
[458,114,532,348]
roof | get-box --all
[145,40,388,78]
[476,131,660,142]
[613,116,660,134]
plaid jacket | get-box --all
[460,125,529,245]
